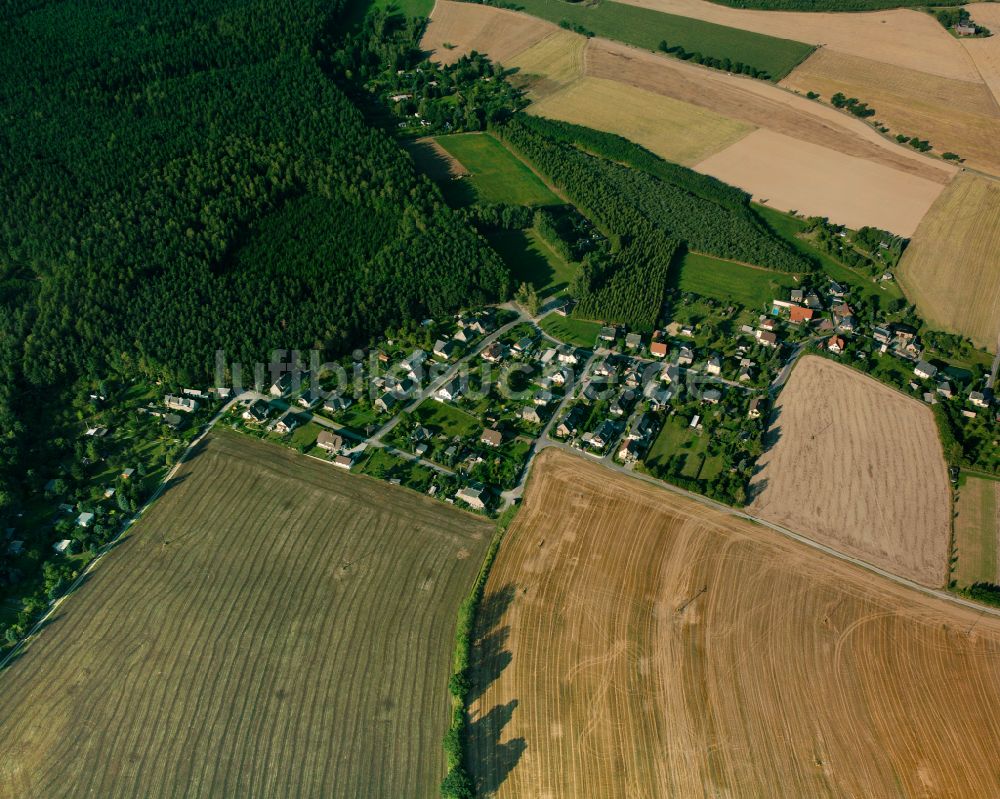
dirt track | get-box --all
[468,448,1000,798]
[749,356,951,587]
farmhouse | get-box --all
[317,431,344,452]
[481,428,503,447]
[914,361,938,380]
[242,399,271,424]
[164,394,199,413]
[955,20,977,35]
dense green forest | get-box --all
[494,114,811,327]
[0,0,510,622]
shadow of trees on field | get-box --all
[465,583,525,796]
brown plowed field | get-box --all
[421,0,556,65]
[468,447,1000,798]
[783,48,1000,177]
[896,172,1000,351]
[749,356,950,586]
[0,431,492,799]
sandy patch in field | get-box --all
[586,38,955,186]
[749,356,950,586]
[507,30,586,99]
[617,0,981,80]
[962,4,1000,109]
[469,447,1000,798]
[695,129,944,235]
[896,172,1000,351]
[421,0,556,65]
[529,76,754,165]
[783,48,1000,176]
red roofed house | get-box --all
[828,336,846,354]
[650,340,668,358]
[789,305,814,324]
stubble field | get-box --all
[468,448,1000,798]
[896,172,1000,352]
[749,356,951,586]
[953,477,1000,588]
[0,431,493,799]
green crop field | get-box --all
[0,431,492,798]
[511,0,813,80]
[487,226,578,297]
[673,250,799,309]
[539,312,604,347]
[433,133,561,206]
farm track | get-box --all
[0,431,492,799]
[469,448,1000,798]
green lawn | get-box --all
[433,133,561,206]
[673,250,799,309]
[644,414,721,480]
[753,204,905,312]
[511,0,813,80]
[414,400,482,438]
[487,225,578,297]
[539,313,603,347]
[357,448,435,493]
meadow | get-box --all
[486,226,578,298]
[671,250,797,309]
[433,133,560,206]
[953,476,1000,588]
[0,432,492,798]
[538,313,604,347]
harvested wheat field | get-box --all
[530,76,753,166]
[749,356,950,586]
[962,4,1000,116]
[896,172,1000,351]
[617,0,981,80]
[0,431,492,799]
[953,477,1000,588]
[506,30,585,99]
[783,48,1000,177]
[421,0,556,65]
[468,448,1000,798]
[696,129,944,235]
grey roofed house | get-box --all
[936,382,953,398]
[748,396,766,418]
[872,326,893,344]
[242,399,271,424]
[701,388,722,404]
[625,332,642,349]
[433,338,457,358]
[164,394,199,413]
[324,395,353,412]
[412,425,433,442]
[599,326,617,342]
[521,405,542,424]
[534,389,555,406]
[435,378,463,402]
[790,289,805,304]
[317,430,344,451]
[805,292,823,310]
[513,335,535,354]
[677,346,694,366]
[375,392,398,413]
[453,328,471,344]
[706,355,722,376]
[629,412,654,441]
[297,390,323,409]
[970,390,991,408]
[76,512,95,528]
[590,420,618,449]
[269,372,293,397]
[456,484,487,511]
[914,360,938,380]
[274,411,299,433]
[617,438,640,463]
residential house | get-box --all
[54,539,72,554]
[805,292,823,310]
[677,346,694,366]
[872,326,893,345]
[412,425,432,443]
[650,340,668,358]
[375,392,398,413]
[521,405,542,424]
[914,360,938,380]
[625,332,642,349]
[759,318,778,333]
[512,335,536,355]
[121,468,135,480]
[598,326,617,344]
[827,280,846,299]
[590,420,618,450]
[540,347,557,366]
[970,391,992,409]
[297,390,322,410]
[832,302,855,332]
[789,305,814,325]
[481,342,506,363]
[628,412,654,441]
[623,363,643,388]
[790,289,805,304]
[748,397,766,419]
[433,339,457,359]
[827,336,846,354]
[269,372,293,397]
[333,454,354,470]
[738,364,754,382]
[609,389,637,417]
[453,328,471,345]
[644,383,673,410]
[324,396,353,413]
[242,399,271,424]
[679,325,695,338]
[164,394,199,413]
[936,382,954,399]
[456,484,487,511]
[435,379,463,402]
[481,428,503,447]
[955,19,977,35]
[317,431,344,452]
[617,438,640,464]
[404,350,428,381]
[662,365,682,385]
[592,359,616,379]
[701,388,722,405]
[534,390,554,407]
[76,512,95,528]
[273,411,299,434]
[557,346,580,366]
[556,406,585,438]
[757,330,779,348]
[706,356,722,376]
